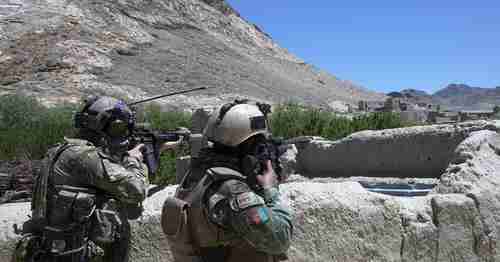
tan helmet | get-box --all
[203,102,269,147]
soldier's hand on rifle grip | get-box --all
[128,143,145,162]
[256,160,277,189]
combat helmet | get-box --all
[203,100,271,147]
[74,96,135,142]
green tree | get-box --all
[493,105,500,114]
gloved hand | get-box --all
[175,126,191,136]
[160,127,191,152]
[256,160,277,189]
[127,143,145,162]
[160,138,183,152]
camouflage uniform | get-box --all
[45,138,147,205]
[16,137,148,262]
[162,155,292,262]
[162,101,293,261]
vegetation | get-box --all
[0,95,76,159]
[494,105,500,114]
[0,96,405,185]
[270,103,403,140]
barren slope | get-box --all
[433,84,500,111]
[0,0,385,110]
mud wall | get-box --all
[296,121,498,178]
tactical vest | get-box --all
[20,139,98,261]
[162,166,277,262]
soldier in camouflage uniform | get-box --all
[13,96,179,262]
[161,101,293,262]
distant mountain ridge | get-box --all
[400,89,436,105]
[394,84,500,111]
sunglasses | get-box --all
[106,119,131,138]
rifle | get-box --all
[242,136,311,189]
[128,87,211,181]
[130,123,190,181]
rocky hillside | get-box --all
[433,84,500,111]
[398,88,437,106]
[394,84,500,111]
[0,0,385,110]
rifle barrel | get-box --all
[128,87,211,106]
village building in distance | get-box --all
[358,94,500,124]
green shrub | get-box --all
[141,103,192,131]
[270,103,404,140]
[0,95,76,159]
[154,151,179,185]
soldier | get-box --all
[13,96,179,262]
[161,100,293,262]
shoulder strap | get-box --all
[187,167,246,202]
[31,142,74,221]
[206,167,246,182]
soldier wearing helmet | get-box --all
[161,100,293,262]
[13,96,177,262]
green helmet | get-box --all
[203,101,270,147]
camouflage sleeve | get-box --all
[212,181,292,255]
[82,151,149,204]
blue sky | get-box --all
[226,0,500,94]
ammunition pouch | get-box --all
[73,191,96,223]
[162,197,200,260]
[161,197,189,238]
[42,225,88,257]
[48,187,96,226]
[89,209,123,245]
[47,190,75,226]
[122,202,144,220]
[18,218,45,235]
[33,186,97,258]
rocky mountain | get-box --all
[0,0,385,110]
[399,88,436,106]
[433,84,500,111]
[390,84,500,111]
